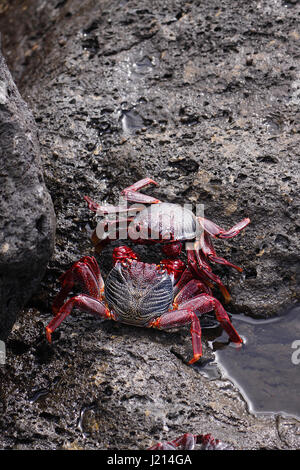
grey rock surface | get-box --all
[0,0,299,450]
[0,51,55,341]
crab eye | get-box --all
[136,224,141,232]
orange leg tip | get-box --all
[221,287,231,304]
[45,327,52,344]
[188,354,202,365]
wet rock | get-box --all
[1,307,299,450]
[0,0,299,451]
[0,0,298,318]
[0,51,55,340]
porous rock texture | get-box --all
[0,0,299,450]
[0,51,55,341]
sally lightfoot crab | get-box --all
[46,246,242,364]
[84,178,250,303]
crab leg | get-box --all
[52,256,104,315]
[149,309,202,364]
[201,232,243,272]
[179,294,243,345]
[121,177,161,204]
[148,433,196,450]
[46,294,111,343]
[198,216,250,239]
[148,433,224,450]
[174,279,211,306]
[172,267,194,296]
[84,195,144,216]
[187,248,231,302]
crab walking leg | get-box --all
[179,294,243,345]
[174,279,212,306]
[46,294,110,343]
[200,232,243,272]
[187,248,231,302]
[149,309,202,364]
[84,195,144,216]
[121,177,161,205]
[172,268,194,296]
[148,433,196,450]
[52,257,104,315]
[195,434,224,450]
[80,256,103,290]
[148,433,225,450]
[148,442,176,450]
[198,216,250,239]
[169,433,197,449]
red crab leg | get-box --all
[52,256,104,315]
[148,433,196,450]
[46,294,111,343]
[174,279,211,306]
[165,433,196,450]
[148,432,224,450]
[148,441,177,450]
[84,196,143,215]
[198,216,250,239]
[187,248,231,302]
[195,434,223,450]
[201,232,243,272]
[121,177,161,204]
[172,267,194,296]
[179,294,243,345]
[149,309,202,364]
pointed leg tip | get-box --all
[45,327,52,344]
[220,287,231,303]
[188,354,202,365]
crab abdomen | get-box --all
[104,261,173,326]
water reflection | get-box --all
[211,305,300,419]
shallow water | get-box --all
[207,305,300,419]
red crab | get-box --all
[84,178,250,303]
[148,432,228,450]
[45,245,242,364]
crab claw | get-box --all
[187,248,231,303]
[198,217,250,239]
[200,232,243,272]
